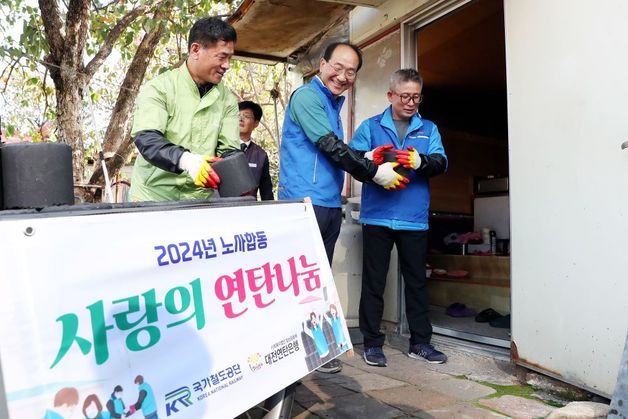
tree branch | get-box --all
[38,0,66,61]
[258,119,276,146]
[245,63,260,100]
[88,16,169,188]
[63,0,91,73]
[42,68,50,122]
[91,0,119,12]
[84,1,166,79]
[1,56,21,93]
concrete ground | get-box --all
[290,335,608,419]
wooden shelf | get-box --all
[428,275,510,288]
[427,254,510,282]
[426,255,511,315]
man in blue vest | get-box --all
[279,42,408,374]
[127,375,157,418]
[349,68,448,368]
[239,101,274,200]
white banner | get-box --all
[0,201,352,419]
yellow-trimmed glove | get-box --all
[178,152,221,189]
[364,144,394,165]
[395,146,421,170]
[372,162,409,190]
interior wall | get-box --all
[417,0,508,214]
[430,129,508,214]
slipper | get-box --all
[446,303,477,318]
[489,314,511,328]
[475,308,502,323]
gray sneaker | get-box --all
[316,359,342,374]
[408,343,447,364]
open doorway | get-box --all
[414,0,511,347]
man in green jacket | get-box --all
[129,17,240,202]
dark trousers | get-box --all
[313,205,342,265]
[359,224,432,348]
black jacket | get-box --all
[243,141,274,200]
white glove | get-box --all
[364,150,374,160]
[178,152,220,188]
[372,162,408,190]
[178,151,204,179]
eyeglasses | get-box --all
[239,114,255,121]
[393,92,423,104]
[325,61,357,80]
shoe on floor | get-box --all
[475,308,502,323]
[408,343,448,364]
[363,346,387,367]
[446,302,477,318]
[316,358,342,374]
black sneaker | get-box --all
[363,347,387,367]
[408,343,447,364]
[316,359,342,374]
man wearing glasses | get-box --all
[279,42,406,374]
[349,68,448,368]
[239,101,274,200]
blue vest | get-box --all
[360,111,435,228]
[278,77,345,207]
[109,396,124,415]
[138,383,157,415]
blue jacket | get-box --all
[278,77,345,208]
[349,107,447,230]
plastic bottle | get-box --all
[482,227,491,244]
[490,230,497,255]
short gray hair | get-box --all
[389,68,423,91]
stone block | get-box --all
[418,403,510,418]
[479,395,555,418]
[367,384,455,413]
[324,372,406,392]
[295,379,356,403]
[547,401,611,419]
[422,377,496,401]
[300,391,407,418]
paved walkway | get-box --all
[291,336,603,418]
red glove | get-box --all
[395,146,421,170]
[365,144,393,165]
[196,157,221,189]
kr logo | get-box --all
[165,386,193,416]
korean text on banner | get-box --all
[0,201,352,419]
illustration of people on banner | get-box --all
[42,375,157,419]
[300,300,348,371]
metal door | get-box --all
[505,0,628,397]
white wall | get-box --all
[505,0,628,396]
[350,0,430,44]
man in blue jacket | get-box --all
[279,42,407,374]
[349,68,448,368]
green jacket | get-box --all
[129,63,239,202]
